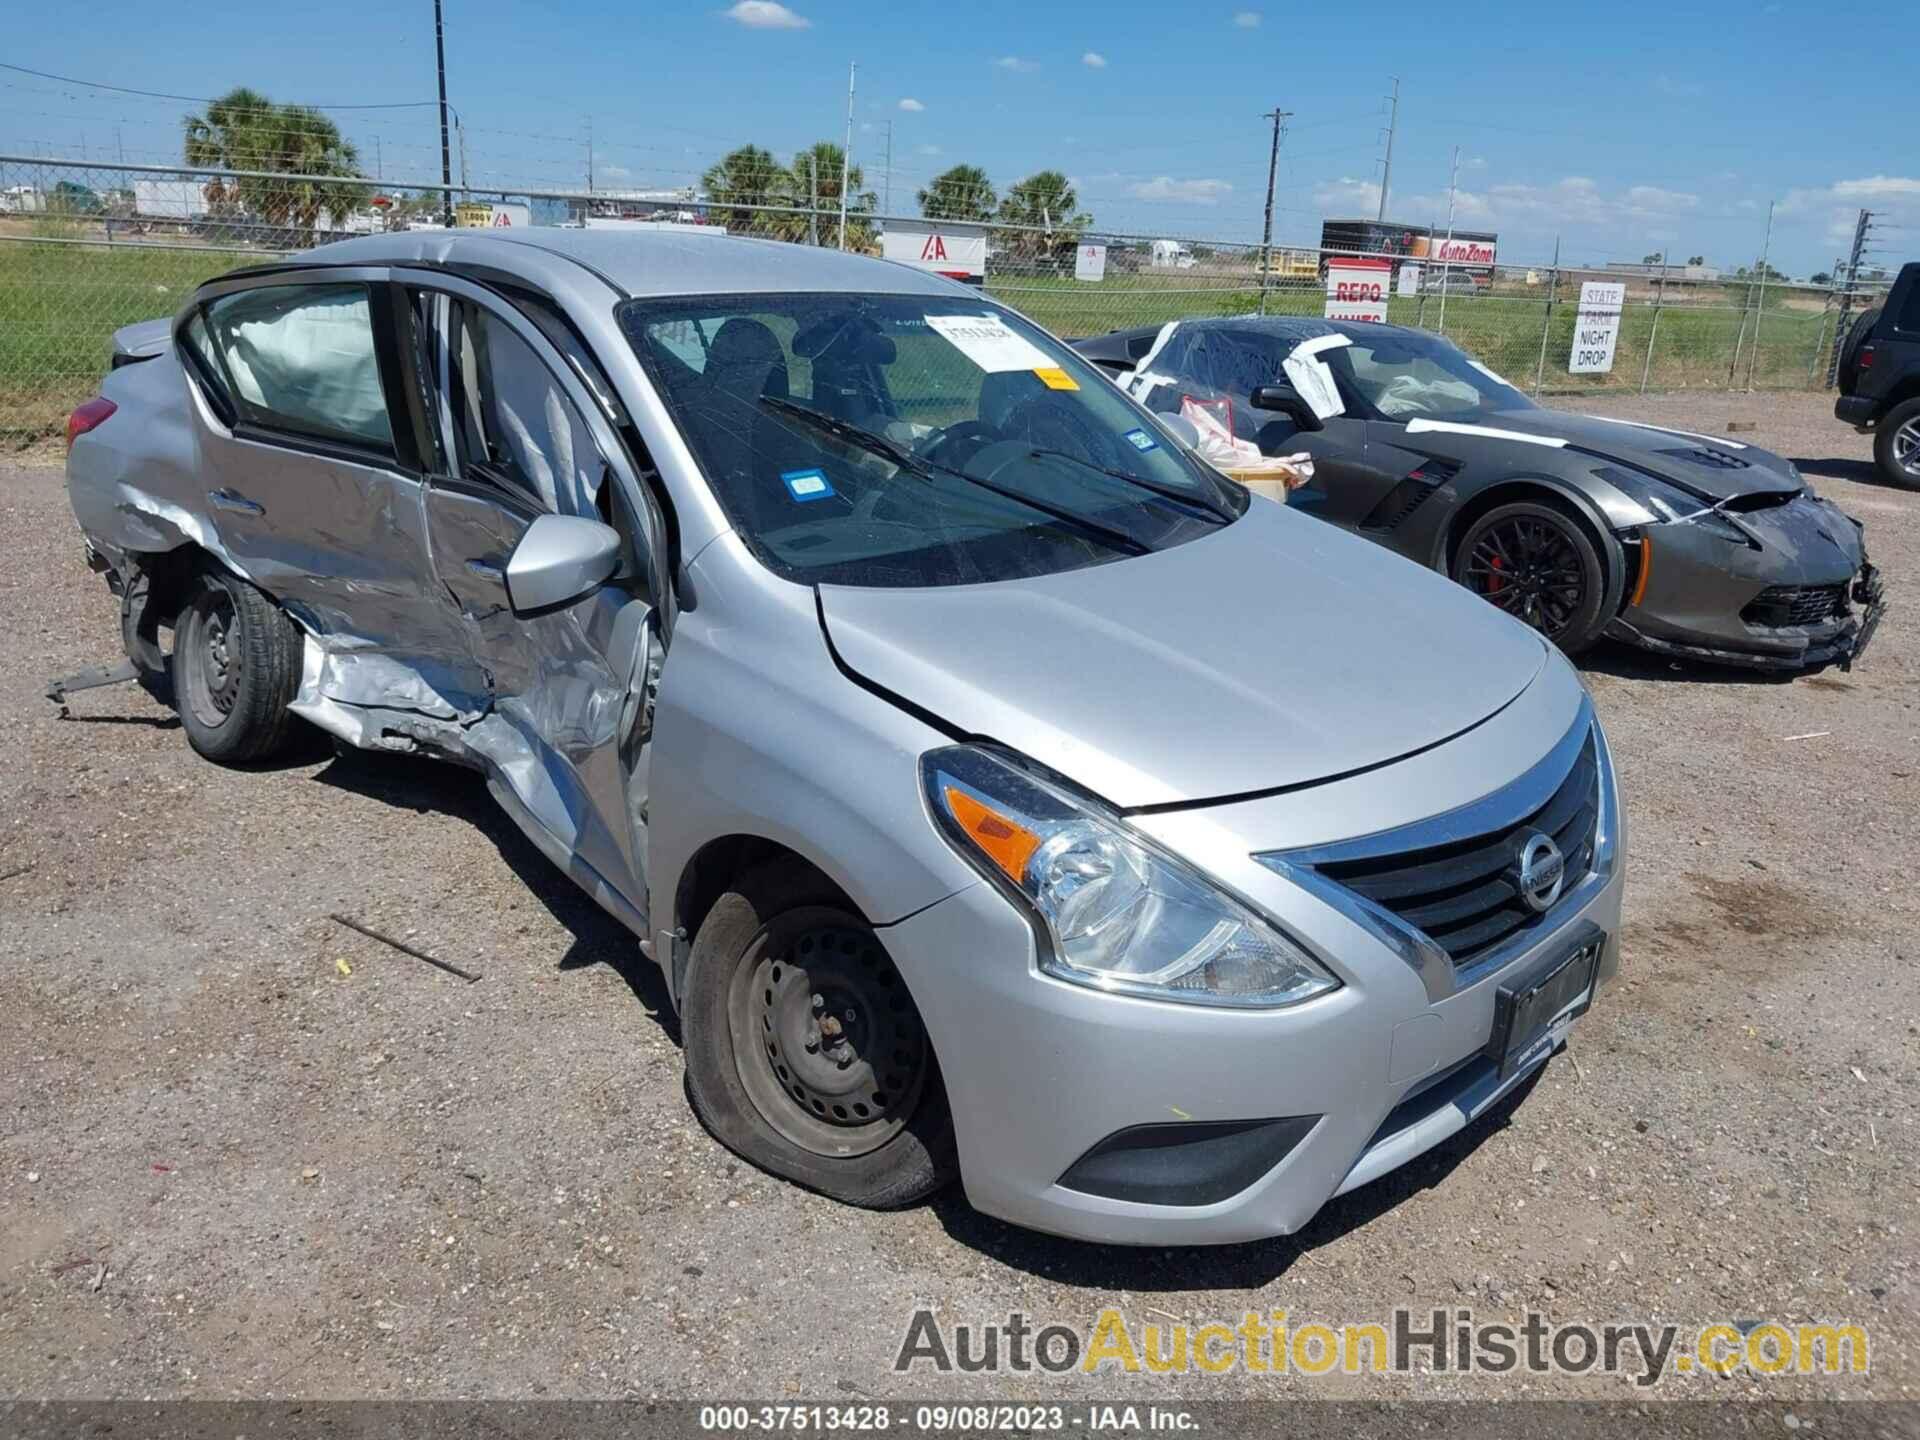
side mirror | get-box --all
[506,514,622,613]
[1159,413,1202,451]
[1251,384,1324,432]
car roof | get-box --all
[289,226,971,301]
[1169,315,1429,345]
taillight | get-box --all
[66,396,117,450]
[1858,345,1876,370]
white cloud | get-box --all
[600,163,633,181]
[721,0,810,27]
[1313,176,1383,215]
[898,97,925,111]
[1780,175,1920,250]
[1128,176,1234,205]
[1233,10,1262,26]
[993,55,1039,71]
[917,143,942,156]
[1082,51,1108,68]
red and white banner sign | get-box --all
[1430,235,1497,266]
[881,220,988,284]
[1325,257,1392,323]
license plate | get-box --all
[1485,925,1604,1080]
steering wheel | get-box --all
[998,393,1127,471]
[916,419,999,469]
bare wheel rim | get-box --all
[1462,515,1587,639]
[180,586,242,729]
[725,908,931,1158]
[1895,417,1920,476]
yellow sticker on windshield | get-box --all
[1033,366,1079,391]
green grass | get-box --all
[0,234,1837,442]
[0,235,257,439]
[986,273,1835,397]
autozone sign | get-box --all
[1430,235,1497,265]
[881,219,987,285]
[1325,257,1392,323]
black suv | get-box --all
[1835,260,1920,488]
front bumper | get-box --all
[883,673,1624,1245]
[1604,495,1883,671]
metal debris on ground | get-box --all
[1783,730,1832,741]
[44,659,140,717]
[327,914,483,984]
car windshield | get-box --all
[619,293,1245,587]
[1323,331,1533,423]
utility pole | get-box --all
[1746,199,1776,390]
[1258,105,1292,316]
[1436,145,1461,335]
[1376,77,1399,221]
[1826,208,1873,387]
[434,0,453,226]
[838,60,856,250]
[586,115,594,194]
[883,119,893,216]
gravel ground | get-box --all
[0,390,1914,1404]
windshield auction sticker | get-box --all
[925,313,1054,373]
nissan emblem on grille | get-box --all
[1513,832,1566,914]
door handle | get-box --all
[208,488,264,516]
[465,559,505,582]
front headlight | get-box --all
[921,745,1339,1008]
[1602,466,1750,545]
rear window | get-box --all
[203,283,393,451]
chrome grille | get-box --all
[1309,734,1601,968]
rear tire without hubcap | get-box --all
[1452,500,1610,654]
[1873,397,1920,491]
[682,862,958,1208]
[173,568,302,763]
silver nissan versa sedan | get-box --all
[64,228,1623,1244]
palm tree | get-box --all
[788,142,876,248]
[701,145,790,234]
[182,86,366,239]
[995,170,1090,257]
[918,164,995,222]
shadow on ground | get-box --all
[310,746,679,1042]
[1575,639,1796,686]
[930,1067,1544,1290]
[1793,455,1915,493]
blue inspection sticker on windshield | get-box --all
[1122,428,1158,453]
[781,468,836,502]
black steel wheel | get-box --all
[1453,500,1610,654]
[172,568,302,763]
[680,860,958,1209]
[726,909,932,1157]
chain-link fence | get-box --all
[0,155,1887,443]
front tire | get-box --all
[1873,397,1920,490]
[173,568,302,763]
[681,861,958,1209]
[1452,499,1611,654]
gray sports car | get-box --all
[1074,317,1885,670]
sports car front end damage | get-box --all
[1608,489,1884,671]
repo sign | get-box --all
[1325,258,1392,323]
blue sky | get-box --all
[5,0,1917,276]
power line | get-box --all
[0,60,438,110]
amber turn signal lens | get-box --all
[943,785,1042,885]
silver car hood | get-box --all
[818,501,1547,809]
